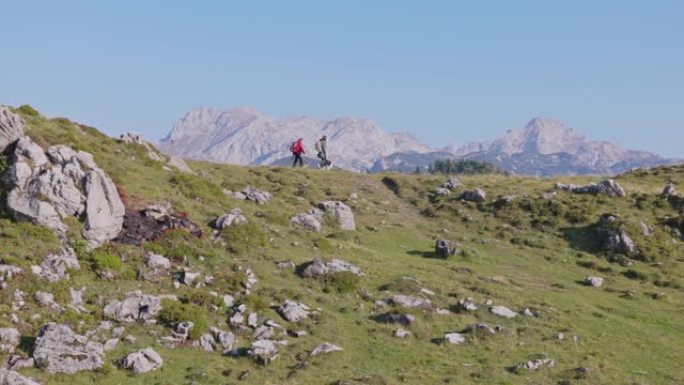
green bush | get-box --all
[16,104,40,117]
[158,300,209,340]
[170,173,223,202]
[222,221,267,255]
[324,271,361,293]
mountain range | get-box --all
[158,108,681,175]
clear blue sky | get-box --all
[1,1,682,156]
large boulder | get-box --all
[103,292,162,323]
[82,168,125,247]
[33,323,104,374]
[318,201,356,230]
[2,136,124,247]
[121,348,163,374]
[441,178,461,190]
[597,214,638,256]
[0,369,40,385]
[0,106,25,152]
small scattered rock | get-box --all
[122,348,163,374]
[443,332,466,345]
[490,305,518,319]
[214,208,247,229]
[0,328,20,354]
[584,276,604,287]
[311,342,343,355]
[301,258,363,278]
[460,189,486,202]
[0,368,40,385]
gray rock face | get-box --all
[0,106,25,152]
[248,339,278,363]
[103,293,162,323]
[584,276,604,287]
[490,305,518,319]
[122,348,163,374]
[31,248,79,282]
[318,201,356,230]
[460,189,486,202]
[310,342,343,355]
[434,187,451,196]
[278,300,311,322]
[0,369,41,385]
[82,168,125,247]
[33,323,104,374]
[390,294,432,310]
[3,136,124,248]
[556,179,626,197]
[214,208,247,229]
[379,313,416,325]
[242,187,272,204]
[301,258,363,278]
[0,328,20,354]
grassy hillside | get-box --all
[1,106,683,385]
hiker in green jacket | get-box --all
[315,135,331,168]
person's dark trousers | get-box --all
[293,154,303,167]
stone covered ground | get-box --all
[0,105,682,384]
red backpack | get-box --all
[290,140,303,155]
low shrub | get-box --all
[158,300,209,340]
[324,271,361,294]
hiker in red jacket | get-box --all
[290,138,306,167]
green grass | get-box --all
[0,107,681,384]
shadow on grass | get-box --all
[560,224,603,254]
[18,336,36,356]
[407,250,444,259]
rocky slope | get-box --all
[0,104,683,385]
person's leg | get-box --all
[292,155,298,167]
[297,155,303,167]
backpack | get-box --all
[290,141,296,153]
